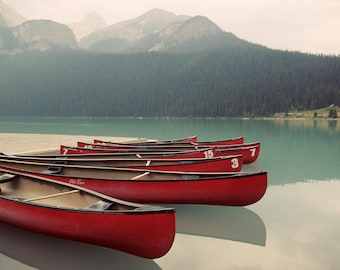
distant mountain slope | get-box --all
[0,6,259,54]
[0,0,26,26]
[0,13,7,27]
[79,8,191,51]
[147,15,247,53]
[0,20,77,54]
[68,12,107,41]
[82,10,248,53]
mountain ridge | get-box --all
[0,0,26,26]
[0,19,77,54]
[79,8,191,49]
[0,6,261,54]
[80,9,248,53]
[68,12,107,41]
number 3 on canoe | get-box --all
[231,158,239,169]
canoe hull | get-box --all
[0,170,176,259]
[93,136,242,146]
[127,155,243,172]
[1,153,243,173]
[215,144,261,164]
[60,145,216,158]
[57,172,267,206]
[60,143,260,164]
[97,135,199,144]
[0,198,175,259]
[78,137,244,150]
[0,164,267,206]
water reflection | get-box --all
[255,120,340,186]
[170,204,266,246]
[328,119,338,130]
[0,222,160,270]
[270,118,339,132]
[156,180,340,270]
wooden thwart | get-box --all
[131,172,150,180]
[24,190,80,202]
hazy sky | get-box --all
[4,0,340,55]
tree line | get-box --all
[0,47,339,117]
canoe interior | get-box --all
[18,147,214,158]
[0,159,236,180]
[0,153,231,168]
[0,173,135,211]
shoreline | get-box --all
[251,116,340,121]
[0,115,338,121]
[0,133,142,155]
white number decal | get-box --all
[204,149,214,158]
[231,158,239,169]
[62,148,68,155]
[250,148,256,157]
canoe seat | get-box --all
[42,165,63,174]
[179,160,194,165]
[0,173,16,183]
[39,159,67,174]
[182,174,200,180]
[86,200,112,210]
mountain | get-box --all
[0,13,7,27]
[0,20,77,54]
[147,15,245,53]
[68,12,107,41]
[0,6,338,118]
[0,6,251,54]
[80,9,248,53]
[0,0,26,26]
[79,8,190,51]
[0,1,76,54]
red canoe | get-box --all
[93,136,244,147]
[0,169,176,259]
[60,145,212,156]
[0,153,243,173]
[22,147,224,160]
[214,142,261,164]
[59,142,260,164]
[115,135,198,144]
[0,159,267,206]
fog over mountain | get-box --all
[0,0,25,26]
[79,9,191,50]
[0,0,77,53]
[0,1,339,118]
[79,9,248,53]
[4,0,340,55]
[0,5,252,54]
[0,20,77,54]
[68,12,107,41]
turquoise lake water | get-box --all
[0,117,339,269]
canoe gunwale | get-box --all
[0,157,263,180]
